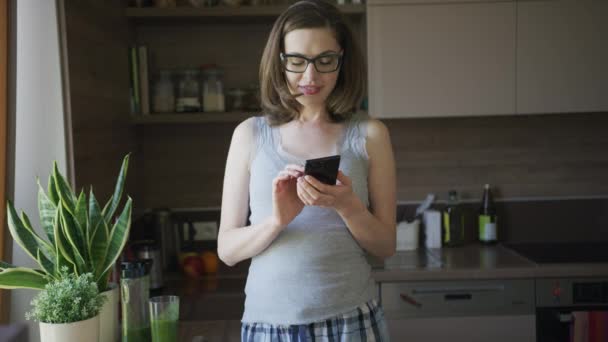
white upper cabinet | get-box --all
[367,2,516,118]
[516,0,608,114]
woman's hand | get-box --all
[296,170,365,217]
[271,165,305,228]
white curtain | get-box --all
[9,0,68,340]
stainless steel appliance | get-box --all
[506,242,608,342]
[135,241,164,290]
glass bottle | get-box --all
[202,66,225,112]
[176,69,201,112]
[152,70,175,113]
[478,184,498,243]
[442,190,465,247]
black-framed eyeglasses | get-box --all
[280,52,343,73]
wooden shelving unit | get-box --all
[131,111,254,124]
[125,4,366,18]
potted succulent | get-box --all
[0,154,132,342]
[26,267,106,342]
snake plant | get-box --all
[0,154,132,292]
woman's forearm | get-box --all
[337,197,396,259]
[218,216,283,266]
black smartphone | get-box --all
[304,155,341,185]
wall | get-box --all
[137,112,608,209]
[9,0,68,340]
[62,0,139,210]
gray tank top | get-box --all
[242,114,376,325]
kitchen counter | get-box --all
[179,320,240,342]
[372,243,608,282]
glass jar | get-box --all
[152,70,175,113]
[176,69,201,113]
[201,66,225,112]
[226,88,246,111]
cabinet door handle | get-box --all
[444,293,472,301]
[400,293,422,308]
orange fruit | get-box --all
[200,251,219,274]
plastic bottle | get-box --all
[442,190,465,247]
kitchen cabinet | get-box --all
[367,1,516,118]
[516,0,608,114]
[126,5,367,125]
[380,279,536,341]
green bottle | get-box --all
[478,184,498,243]
[442,190,465,247]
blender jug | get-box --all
[121,260,151,342]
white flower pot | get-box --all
[100,284,120,342]
[39,315,99,342]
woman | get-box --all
[218,0,396,340]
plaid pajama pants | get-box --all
[241,300,390,342]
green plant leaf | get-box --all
[88,189,104,244]
[37,179,57,246]
[52,162,76,211]
[37,249,56,280]
[74,190,89,262]
[19,211,55,261]
[97,197,132,280]
[6,201,53,270]
[60,201,87,259]
[0,267,48,290]
[90,220,109,278]
[52,209,73,275]
[102,154,129,223]
[47,173,60,206]
[59,203,87,274]
[55,205,75,265]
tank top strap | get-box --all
[342,112,369,160]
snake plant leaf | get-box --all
[97,197,132,280]
[55,205,76,265]
[19,211,55,262]
[88,189,104,243]
[90,219,109,279]
[52,161,76,212]
[7,201,52,268]
[0,267,49,290]
[60,201,87,259]
[47,171,60,206]
[59,203,88,274]
[36,249,56,280]
[74,190,89,262]
[52,208,73,275]
[38,179,57,246]
[102,154,129,223]
[75,190,88,236]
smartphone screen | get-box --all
[304,155,341,185]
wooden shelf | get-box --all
[131,111,254,125]
[125,4,366,18]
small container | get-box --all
[201,66,225,112]
[152,70,175,113]
[176,69,201,113]
[121,260,151,342]
[226,88,247,111]
[396,219,420,251]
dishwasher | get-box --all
[380,279,536,342]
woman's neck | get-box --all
[298,106,330,124]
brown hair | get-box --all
[259,0,366,126]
